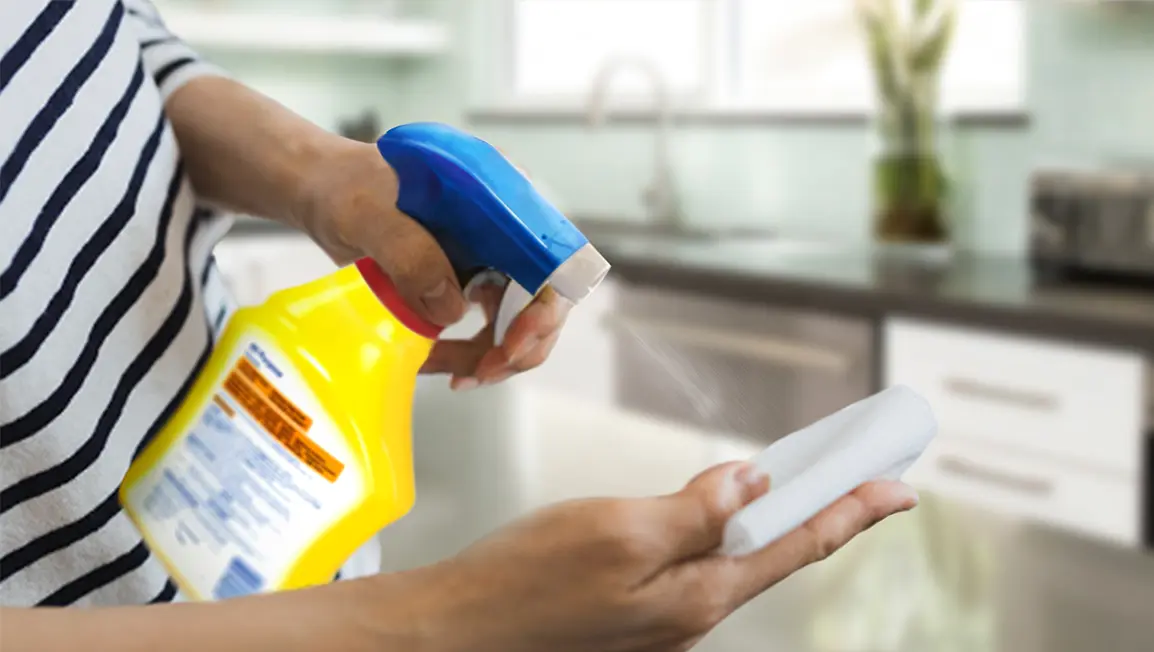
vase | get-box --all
[870,101,952,247]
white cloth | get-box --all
[721,385,938,556]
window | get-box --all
[501,0,1025,115]
[513,0,713,99]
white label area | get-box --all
[124,336,362,600]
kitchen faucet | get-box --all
[586,57,684,231]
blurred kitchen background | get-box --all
[159,1,1152,650]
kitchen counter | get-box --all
[222,216,1153,349]
[592,235,1154,352]
[217,220,1154,652]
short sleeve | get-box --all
[122,0,228,100]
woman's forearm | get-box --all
[163,75,350,232]
[0,576,422,652]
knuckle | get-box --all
[606,585,649,616]
[588,503,656,562]
[514,333,561,372]
[805,522,843,564]
[585,501,631,539]
[686,592,729,633]
[674,571,731,634]
[865,510,888,532]
[514,349,549,372]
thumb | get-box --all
[655,462,770,562]
[368,215,468,327]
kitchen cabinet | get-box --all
[608,283,875,444]
[885,316,1148,548]
[212,233,338,304]
[886,317,1145,472]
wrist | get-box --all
[352,567,464,652]
[285,133,354,233]
[290,136,398,263]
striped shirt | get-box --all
[1,0,378,607]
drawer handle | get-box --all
[603,314,852,375]
[943,377,1059,413]
[1145,201,1154,246]
[937,455,1054,497]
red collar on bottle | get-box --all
[354,258,444,340]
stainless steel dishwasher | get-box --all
[605,283,875,444]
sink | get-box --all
[572,216,775,246]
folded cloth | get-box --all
[720,385,937,556]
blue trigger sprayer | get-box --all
[378,121,611,344]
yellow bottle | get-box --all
[121,259,439,599]
[121,122,610,600]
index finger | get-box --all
[475,285,571,379]
[363,213,468,327]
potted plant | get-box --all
[856,0,958,246]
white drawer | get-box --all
[906,436,1140,548]
[885,318,1145,473]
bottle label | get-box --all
[123,335,362,600]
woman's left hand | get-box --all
[296,139,569,391]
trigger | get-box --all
[462,270,507,301]
[495,281,535,346]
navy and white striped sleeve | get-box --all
[121,0,226,99]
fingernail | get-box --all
[898,484,920,509]
[508,335,539,365]
[747,469,770,491]
[452,377,479,392]
[482,370,514,386]
[424,279,447,299]
[736,464,769,490]
[422,279,465,325]
[720,464,768,509]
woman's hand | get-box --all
[296,139,568,390]
[1,464,916,652]
[371,463,920,652]
[166,74,563,389]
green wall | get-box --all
[195,0,1154,255]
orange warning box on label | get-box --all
[224,357,344,482]
[235,357,313,430]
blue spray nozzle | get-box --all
[376,122,602,299]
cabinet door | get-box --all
[885,317,1145,473]
[885,316,1148,549]
[608,284,875,444]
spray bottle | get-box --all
[120,122,610,601]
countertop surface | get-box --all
[385,382,1147,652]
[591,233,1154,351]
[224,216,1153,350]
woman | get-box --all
[0,1,918,649]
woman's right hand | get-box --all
[368,462,920,652]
